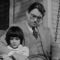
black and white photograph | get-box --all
[0,0,60,60]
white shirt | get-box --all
[26,22,38,33]
[7,45,29,57]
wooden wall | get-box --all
[51,0,60,42]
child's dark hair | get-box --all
[28,2,45,17]
[5,26,24,45]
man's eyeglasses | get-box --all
[30,14,42,21]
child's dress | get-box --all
[1,45,29,60]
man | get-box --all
[0,2,56,60]
[14,2,55,60]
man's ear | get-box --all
[26,11,30,19]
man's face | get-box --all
[10,37,20,49]
[27,9,43,27]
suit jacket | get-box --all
[0,21,55,60]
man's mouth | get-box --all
[32,22,38,26]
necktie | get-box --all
[32,27,38,39]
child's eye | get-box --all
[15,37,19,40]
[10,37,20,40]
[10,37,14,40]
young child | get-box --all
[1,26,29,60]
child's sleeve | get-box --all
[22,47,29,57]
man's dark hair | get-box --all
[28,2,45,17]
[5,26,24,45]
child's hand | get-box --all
[13,52,27,60]
[1,54,13,60]
[3,56,12,60]
[2,54,8,58]
[0,54,12,60]
[8,51,15,56]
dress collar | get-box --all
[7,45,23,50]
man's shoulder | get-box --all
[14,21,27,29]
[12,20,26,27]
[38,25,52,39]
[39,25,50,32]
[14,21,29,33]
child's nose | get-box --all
[13,39,16,42]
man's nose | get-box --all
[34,18,37,21]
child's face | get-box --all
[10,37,20,49]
